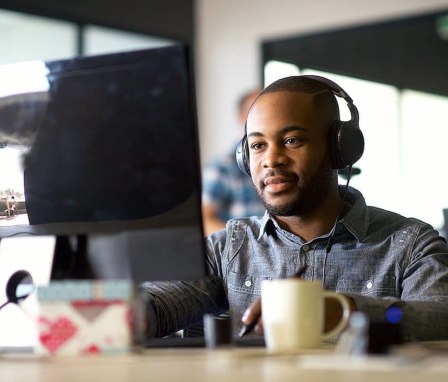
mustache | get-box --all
[260,170,299,184]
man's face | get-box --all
[246,91,336,216]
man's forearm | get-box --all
[347,294,448,341]
[143,277,227,338]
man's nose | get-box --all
[262,145,288,168]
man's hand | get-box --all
[241,297,263,335]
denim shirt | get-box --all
[146,186,448,340]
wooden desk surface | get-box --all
[1,346,448,382]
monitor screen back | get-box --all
[0,44,206,283]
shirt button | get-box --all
[244,280,252,288]
[302,245,310,252]
[366,281,373,289]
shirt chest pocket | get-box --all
[335,275,398,298]
[226,271,271,296]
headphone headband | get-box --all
[301,75,358,124]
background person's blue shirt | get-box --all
[201,147,264,221]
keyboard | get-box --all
[145,336,265,348]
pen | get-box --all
[238,318,258,337]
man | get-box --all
[145,76,448,341]
[201,89,264,236]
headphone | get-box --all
[235,75,364,176]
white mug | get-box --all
[261,279,351,352]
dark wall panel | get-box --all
[0,0,194,44]
[263,11,448,97]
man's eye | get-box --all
[250,142,264,151]
[285,137,302,145]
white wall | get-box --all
[195,0,448,164]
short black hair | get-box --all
[259,76,340,120]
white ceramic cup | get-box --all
[261,279,351,352]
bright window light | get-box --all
[400,90,448,228]
[264,60,300,87]
[0,9,76,65]
[0,147,26,195]
[84,25,174,56]
[0,61,49,98]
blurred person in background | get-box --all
[202,89,265,236]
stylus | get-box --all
[238,319,257,337]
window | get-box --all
[84,25,173,56]
[0,9,76,64]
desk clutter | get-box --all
[36,280,135,355]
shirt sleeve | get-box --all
[348,224,448,341]
[143,276,227,337]
[143,230,229,338]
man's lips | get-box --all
[263,176,295,186]
[262,175,298,193]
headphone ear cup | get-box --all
[330,121,343,169]
[235,137,251,176]
[331,121,365,169]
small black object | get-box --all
[203,314,232,348]
[367,322,402,354]
[0,270,34,310]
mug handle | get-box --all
[321,291,351,340]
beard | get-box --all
[255,157,336,217]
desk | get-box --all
[1,346,448,382]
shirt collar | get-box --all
[256,186,369,242]
[338,186,369,242]
[258,211,272,240]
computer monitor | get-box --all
[0,44,206,283]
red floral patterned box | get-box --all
[36,280,134,355]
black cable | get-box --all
[322,165,353,286]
